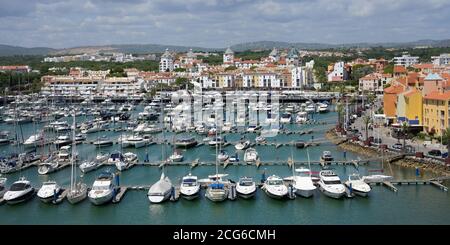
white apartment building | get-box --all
[327,61,348,82]
[291,66,314,88]
[159,49,174,72]
[431,53,450,66]
[242,72,281,88]
[358,72,393,94]
[393,54,419,67]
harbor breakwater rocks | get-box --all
[325,129,450,177]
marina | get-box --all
[1,95,450,224]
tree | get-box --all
[336,103,344,128]
[174,68,186,72]
[225,66,237,71]
[363,115,372,141]
[442,128,450,158]
[351,65,375,82]
[401,121,409,153]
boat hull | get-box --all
[205,189,228,202]
[236,189,256,199]
[148,191,171,203]
[67,190,87,204]
[295,188,315,198]
[264,189,286,199]
[319,186,345,199]
[5,189,35,205]
[88,191,114,205]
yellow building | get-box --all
[422,91,450,136]
[403,88,423,124]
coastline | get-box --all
[325,129,450,177]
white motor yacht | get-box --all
[23,133,43,147]
[345,173,372,197]
[262,175,288,199]
[288,168,316,198]
[236,177,257,199]
[37,181,62,203]
[244,148,259,163]
[121,135,149,148]
[169,151,184,162]
[88,172,116,205]
[235,140,250,150]
[318,170,346,199]
[3,177,35,204]
[179,173,200,200]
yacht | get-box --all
[93,136,113,147]
[208,136,225,147]
[37,181,62,203]
[121,135,149,148]
[79,153,108,173]
[23,133,43,147]
[295,111,308,123]
[3,177,35,204]
[218,150,229,162]
[247,125,261,133]
[317,103,329,113]
[295,141,306,149]
[321,151,334,162]
[205,182,228,202]
[0,131,10,145]
[280,113,292,123]
[0,176,7,199]
[38,160,59,175]
[318,170,346,199]
[74,134,86,143]
[345,174,372,197]
[175,137,198,148]
[54,135,72,148]
[290,168,316,198]
[305,104,316,113]
[88,172,116,205]
[169,151,184,162]
[147,172,173,203]
[57,145,74,162]
[236,177,257,199]
[255,136,266,144]
[262,175,288,199]
[179,173,200,200]
[235,140,250,150]
[244,148,259,163]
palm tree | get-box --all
[336,102,344,128]
[442,128,450,160]
[363,115,372,141]
[401,121,409,153]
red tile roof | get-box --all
[424,91,450,101]
[384,84,404,94]
[394,65,407,73]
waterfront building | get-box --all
[358,72,393,94]
[393,54,419,67]
[403,88,423,125]
[423,91,450,136]
[383,84,405,120]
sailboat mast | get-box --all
[215,115,218,177]
[306,148,312,177]
[70,111,76,191]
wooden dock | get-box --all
[368,178,449,192]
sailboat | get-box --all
[286,147,316,198]
[205,119,229,202]
[67,112,87,204]
[147,96,173,204]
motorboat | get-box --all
[3,177,35,204]
[0,176,7,199]
[305,104,316,113]
[228,153,240,162]
[175,137,198,148]
[79,153,108,173]
[208,136,225,147]
[81,122,108,134]
[218,150,229,162]
[262,175,288,199]
[121,135,149,148]
[317,103,329,113]
[321,151,334,162]
[345,174,372,197]
[0,131,10,145]
[295,141,306,148]
[236,177,257,199]
[93,136,113,147]
[244,148,259,163]
[57,145,75,162]
[289,168,316,198]
[169,151,184,162]
[179,173,200,200]
[37,181,62,203]
[280,113,292,123]
[38,161,59,175]
[23,133,43,147]
[74,134,86,143]
[318,170,346,199]
[255,136,266,144]
[88,171,116,205]
[147,172,173,203]
[361,174,393,183]
[247,125,261,133]
[221,122,235,133]
[54,135,72,148]
[295,111,308,123]
[235,140,250,150]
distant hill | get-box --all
[1,39,450,56]
[0,44,55,56]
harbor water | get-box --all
[1,106,449,224]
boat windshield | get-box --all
[324,180,341,185]
[349,175,361,181]
[268,180,283,185]
[239,180,253,186]
[92,184,111,191]
[182,179,197,187]
[9,183,29,191]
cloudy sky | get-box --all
[1,0,449,48]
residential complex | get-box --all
[393,54,420,67]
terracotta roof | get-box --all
[394,65,407,73]
[384,84,404,94]
[413,63,434,70]
[424,91,450,101]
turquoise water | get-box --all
[1,107,449,224]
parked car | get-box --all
[428,149,442,157]
[392,143,403,150]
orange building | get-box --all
[383,84,405,119]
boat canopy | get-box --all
[209,183,224,189]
